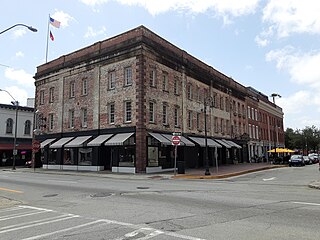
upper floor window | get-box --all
[81,108,87,127]
[6,118,13,134]
[125,101,132,122]
[108,71,116,90]
[162,104,168,125]
[40,90,45,105]
[248,106,251,119]
[162,72,168,91]
[149,68,156,87]
[255,109,258,121]
[70,82,75,98]
[174,78,179,95]
[124,67,132,86]
[220,96,224,110]
[108,103,115,124]
[69,109,75,128]
[82,79,88,95]
[188,111,192,129]
[149,101,155,123]
[196,113,201,130]
[187,84,192,100]
[24,120,31,135]
[49,114,54,131]
[49,87,54,103]
[174,107,179,127]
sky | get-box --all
[1,0,320,131]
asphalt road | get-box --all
[1,165,320,240]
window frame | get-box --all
[82,79,88,95]
[49,113,54,131]
[162,104,168,125]
[124,101,132,122]
[108,71,116,90]
[49,87,54,103]
[70,81,75,98]
[40,90,45,105]
[108,103,115,124]
[24,120,31,135]
[124,67,132,86]
[6,118,13,134]
[149,101,155,123]
[81,108,88,128]
[69,109,75,128]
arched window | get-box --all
[24,120,31,135]
[6,118,13,134]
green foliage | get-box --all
[285,126,320,152]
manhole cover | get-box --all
[43,194,58,198]
[90,192,113,198]
[137,187,149,189]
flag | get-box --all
[50,31,54,41]
[49,16,61,28]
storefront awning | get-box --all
[40,138,56,148]
[161,134,195,147]
[148,132,171,145]
[64,136,92,148]
[87,134,113,147]
[215,139,231,148]
[189,137,222,148]
[222,139,242,149]
[104,132,134,146]
[49,137,74,149]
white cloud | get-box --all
[15,51,24,58]
[52,10,75,28]
[0,86,29,106]
[277,91,313,114]
[262,0,320,38]
[80,0,259,23]
[84,26,107,38]
[4,68,34,88]
[266,46,320,88]
[12,28,27,38]
[254,35,269,47]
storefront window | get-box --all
[48,149,58,165]
[78,148,93,166]
[148,146,158,166]
[119,146,135,167]
[63,148,76,165]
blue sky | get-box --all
[1,0,319,130]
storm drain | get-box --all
[136,187,149,189]
[43,194,58,198]
[90,192,114,198]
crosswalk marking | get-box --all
[0,205,207,240]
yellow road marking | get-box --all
[0,187,23,194]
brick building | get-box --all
[34,26,284,173]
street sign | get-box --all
[32,140,41,152]
[172,135,181,145]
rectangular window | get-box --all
[124,67,132,86]
[149,68,156,87]
[108,71,116,89]
[49,87,54,103]
[40,90,45,105]
[256,125,259,139]
[162,104,168,125]
[255,109,258,121]
[125,101,132,122]
[174,107,179,127]
[188,111,192,129]
[109,103,115,124]
[149,101,155,123]
[251,108,255,120]
[49,114,54,130]
[70,82,75,98]
[221,119,224,133]
[220,96,224,110]
[82,79,88,95]
[174,78,179,95]
[196,87,200,102]
[196,113,200,130]
[162,72,168,91]
[248,106,251,119]
[187,84,192,100]
[81,108,87,127]
[69,110,74,128]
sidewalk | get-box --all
[1,162,286,180]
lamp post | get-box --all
[0,24,37,35]
[270,93,281,161]
[0,89,19,170]
[204,96,214,176]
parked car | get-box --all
[303,156,312,165]
[289,155,305,167]
[308,153,319,164]
[25,159,43,168]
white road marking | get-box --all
[0,206,23,213]
[21,220,106,240]
[114,228,164,240]
[47,179,78,184]
[19,205,56,211]
[0,210,51,221]
[293,201,320,206]
[0,215,79,234]
[263,177,276,181]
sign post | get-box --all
[32,140,40,153]
[172,133,181,176]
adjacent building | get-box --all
[34,26,284,173]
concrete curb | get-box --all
[173,165,287,179]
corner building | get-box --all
[34,26,283,173]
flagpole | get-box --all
[45,14,50,63]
